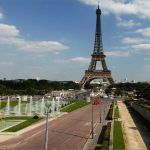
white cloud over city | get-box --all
[132,44,150,51]
[116,17,141,28]
[78,0,150,18]
[0,12,3,19]
[55,57,90,64]
[0,1,150,81]
[122,37,147,44]
[79,0,150,57]
[136,28,150,37]
[105,51,130,57]
[0,23,69,53]
[0,61,13,65]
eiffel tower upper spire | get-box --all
[93,4,103,54]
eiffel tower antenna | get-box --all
[79,5,114,89]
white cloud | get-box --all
[145,57,150,61]
[0,12,3,19]
[132,44,150,51]
[0,24,19,37]
[105,50,130,57]
[0,23,69,53]
[0,61,13,65]
[117,17,141,28]
[136,28,150,37]
[122,37,147,44]
[70,57,90,63]
[18,40,68,52]
[56,52,131,65]
[144,65,150,69]
[78,0,150,18]
[55,57,90,64]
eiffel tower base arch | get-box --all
[79,70,114,89]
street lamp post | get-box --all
[90,91,94,139]
[92,100,94,139]
[44,100,51,150]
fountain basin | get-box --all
[0,120,25,132]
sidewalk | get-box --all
[118,101,147,150]
[0,112,67,143]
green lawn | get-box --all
[3,116,41,132]
[113,121,125,150]
[114,106,120,118]
[60,100,90,112]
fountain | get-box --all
[56,97,60,113]
[52,98,55,116]
[40,97,45,116]
[29,96,32,115]
[35,101,39,114]
[6,96,10,115]
[18,96,21,116]
[1,95,70,118]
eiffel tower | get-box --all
[79,5,114,89]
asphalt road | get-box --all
[0,100,111,150]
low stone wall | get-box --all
[131,103,150,123]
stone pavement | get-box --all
[0,112,67,143]
[118,101,147,150]
[0,105,101,150]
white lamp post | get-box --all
[90,91,95,139]
[44,100,51,150]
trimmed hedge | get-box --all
[106,102,114,120]
[104,122,111,140]
[107,108,113,120]
[33,115,39,119]
[101,122,111,150]
[101,140,109,150]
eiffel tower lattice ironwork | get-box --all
[79,5,114,89]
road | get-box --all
[0,100,111,150]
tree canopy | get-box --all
[105,82,150,100]
[0,79,79,95]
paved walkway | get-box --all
[118,101,147,150]
[0,105,101,150]
[0,113,66,143]
[83,101,110,150]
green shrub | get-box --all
[101,140,109,150]
[33,115,39,119]
[104,122,111,140]
[95,146,100,150]
[107,108,113,120]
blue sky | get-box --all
[0,0,150,82]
